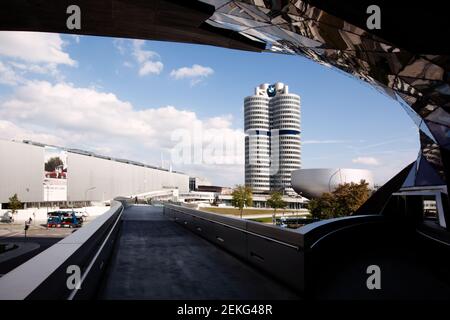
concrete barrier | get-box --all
[164,204,306,293]
[164,204,384,296]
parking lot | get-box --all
[0,223,75,239]
[0,217,96,277]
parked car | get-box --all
[47,216,62,228]
[1,210,13,223]
[47,210,83,228]
[61,216,82,228]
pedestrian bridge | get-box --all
[1,199,449,300]
[130,189,178,202]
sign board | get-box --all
[43,146,68,201]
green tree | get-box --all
[307,192,336,220]
[45,157,63,172]
[231,185,253,219]
[308,180,371,220]
[8,193,22,219]
[267,191,287,224]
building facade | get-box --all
[189,176,212,191]
[244,85,271,192]
[244,83,301,195]
[179,191,307,210]
[0,139,189,207]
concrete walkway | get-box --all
[99,205,299,300]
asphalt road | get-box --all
[0,224,75,276]
[98,205,299,300]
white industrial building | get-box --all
[179,191,308,210]
[189,176,212,191]
[0,139,189,208]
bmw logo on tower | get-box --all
[267,84,276,97]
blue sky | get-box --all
[0,32,419,186]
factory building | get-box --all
[0,139,189,208]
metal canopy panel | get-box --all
[0,0,265,52]
[0,0,449,191]
[415,155,446,187]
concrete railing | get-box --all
[0,199,125,300]
[164,204,384,295]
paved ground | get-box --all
[98,205,299,300]
[0,236,64,277]
[0,223,74,239]
[0,222,84,277]
[0,242,40,264]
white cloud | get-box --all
[8,61,61,78]
[0,81,243,186]
[131,40,163,76]
[0,61,21,85]
[113,39,164,76]
[170,64,214,85]
[0,31,76,84]
[113,39,127,55]
[0,120,63,145]
[352,156,380,166]
[132,40,159,63]
[0,31,75,66]
[139,60,164,76]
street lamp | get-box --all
[43,182,50,216]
